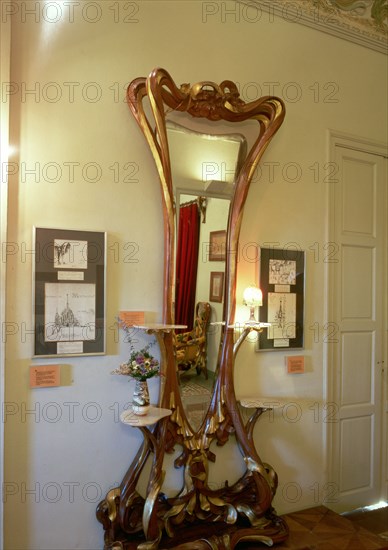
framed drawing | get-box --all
[209,230,226,261]
[33,227,106,357]
[209,271,224,303]
[257,247,305,351]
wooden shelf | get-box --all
[120,406,172,427]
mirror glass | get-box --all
[167,119,247,198]
[166,116,248,430]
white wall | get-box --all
[3,2,387,549]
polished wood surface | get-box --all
[345,505,388,540]
[275,506,388,550]
[235,506,388,549]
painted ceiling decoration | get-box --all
[253,0,387,54]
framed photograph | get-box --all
[33,227,106,357]
[209,230,226,261]
[209,271,224,303]
[257,247,305,351]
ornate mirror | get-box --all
[97,68,287,549]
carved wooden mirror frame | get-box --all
[97,68,287,549]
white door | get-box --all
[327,141,387,513]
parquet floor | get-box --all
[345,505,388,543]
[272,505,388,550]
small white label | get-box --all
[274,284,290,293]
[57,271,84,281]
[274,338,289,348]
[57,341,84,355]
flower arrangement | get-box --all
[112,343,160,382]
[112,317,161,382]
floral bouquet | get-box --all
[111,343,160,382]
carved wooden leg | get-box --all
[137,425,167,549]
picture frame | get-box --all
[209,230,226,261]
[33,227,106,357]
[209,271,224,303]
[257,247,305,351]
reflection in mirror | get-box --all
[167,120,247,198]
[175,194,230,430]
[167,121,247,430]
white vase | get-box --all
[132,379,150,416]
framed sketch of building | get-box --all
[257,247,305,351]
[267,292,297,340]
[44,283,96,342]
[33,227,106,357]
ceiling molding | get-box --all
[247,0,387,54]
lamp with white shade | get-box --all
[243,285,263,323]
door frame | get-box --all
[0,15,12,550]
[325,129,388,509]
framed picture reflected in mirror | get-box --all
[209,230,226,261]
[209,271,224,303]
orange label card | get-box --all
[30,365,60,388]
[286,356,305,374]
[119,311,145,327]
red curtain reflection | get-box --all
[175,202,200,332]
